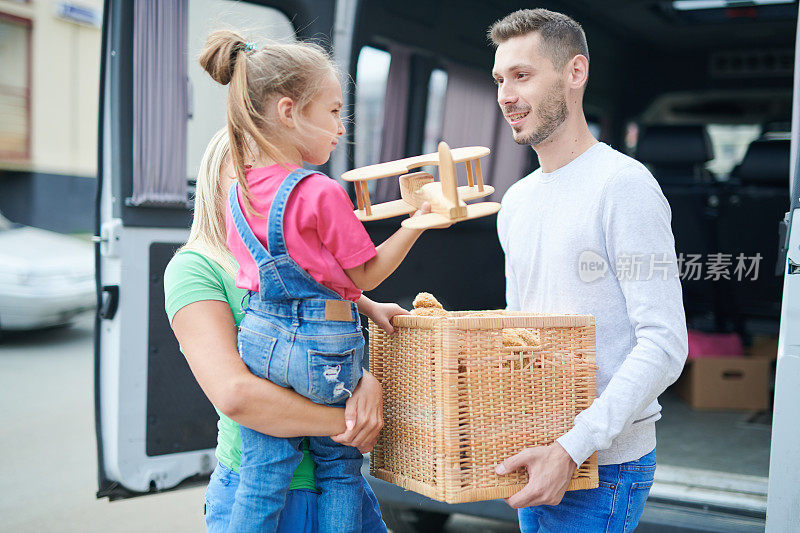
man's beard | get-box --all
[511,81,568,146]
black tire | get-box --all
[381,504,451,533]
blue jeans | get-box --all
[229,302,365,533]
[518,449,656,533]
[205,462,387,533]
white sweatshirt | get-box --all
[497,142,688,466]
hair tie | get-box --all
[243,42,257,52]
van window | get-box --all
[626,122,764,180]
[705,124,762,180]
[186,0,295,180]
[354,46,391,169]
[422,68,448,155]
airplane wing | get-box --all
[400,202,501,230]
[458,184,495,202]
[342,146,491,182]
[354,199,417,221]
[353,185,497,221]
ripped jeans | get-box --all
[229,299,365,533]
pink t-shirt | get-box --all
[226,165,377,301]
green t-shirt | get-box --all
[164,249,316,491]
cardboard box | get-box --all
[674,357,770,411]
[748,335,779,361]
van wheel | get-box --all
[381,504,450,532]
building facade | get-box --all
[0,0,102,233]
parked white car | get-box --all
[0,213,95,331]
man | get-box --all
[490,9,688,532]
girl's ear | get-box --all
[276,96,295,128]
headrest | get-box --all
[636,125,714,166]
[734,139,789,187]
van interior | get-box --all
[344,1,793,529]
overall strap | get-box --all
[228,183,273,265]
[266,168,318,257]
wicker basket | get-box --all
[368,311,598,504]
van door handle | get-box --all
[777,213,790,276]
[99,285,119,320]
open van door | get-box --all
[94,0,337,499]
[766,9,800,531]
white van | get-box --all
[94,1,800,531]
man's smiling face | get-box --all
[492,32,568,146]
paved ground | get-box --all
[0,315,518,532]
[0,315,205,532]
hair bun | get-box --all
[199,30,247,85]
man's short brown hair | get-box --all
[488,9,589,69]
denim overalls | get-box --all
[226,169,365,533]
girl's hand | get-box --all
[369,302,409,334]
[411,201,432,217]
[410,201,451,229]
[357,295,409,334]
[331,370,383,453]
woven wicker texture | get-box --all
[369,311,598,504]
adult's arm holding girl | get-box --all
[172,296,396,452]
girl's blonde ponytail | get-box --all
[199,29,338,217]
[198,29,245,86]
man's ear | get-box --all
[567,54,589,90]
[276,96,295,128]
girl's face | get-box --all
[297,73,345,166]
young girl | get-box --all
[199,31,429,532]
[166,128,404,532]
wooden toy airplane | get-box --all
[341,141,502,230]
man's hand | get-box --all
[495,443,577,509]
[330,370,383,453]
